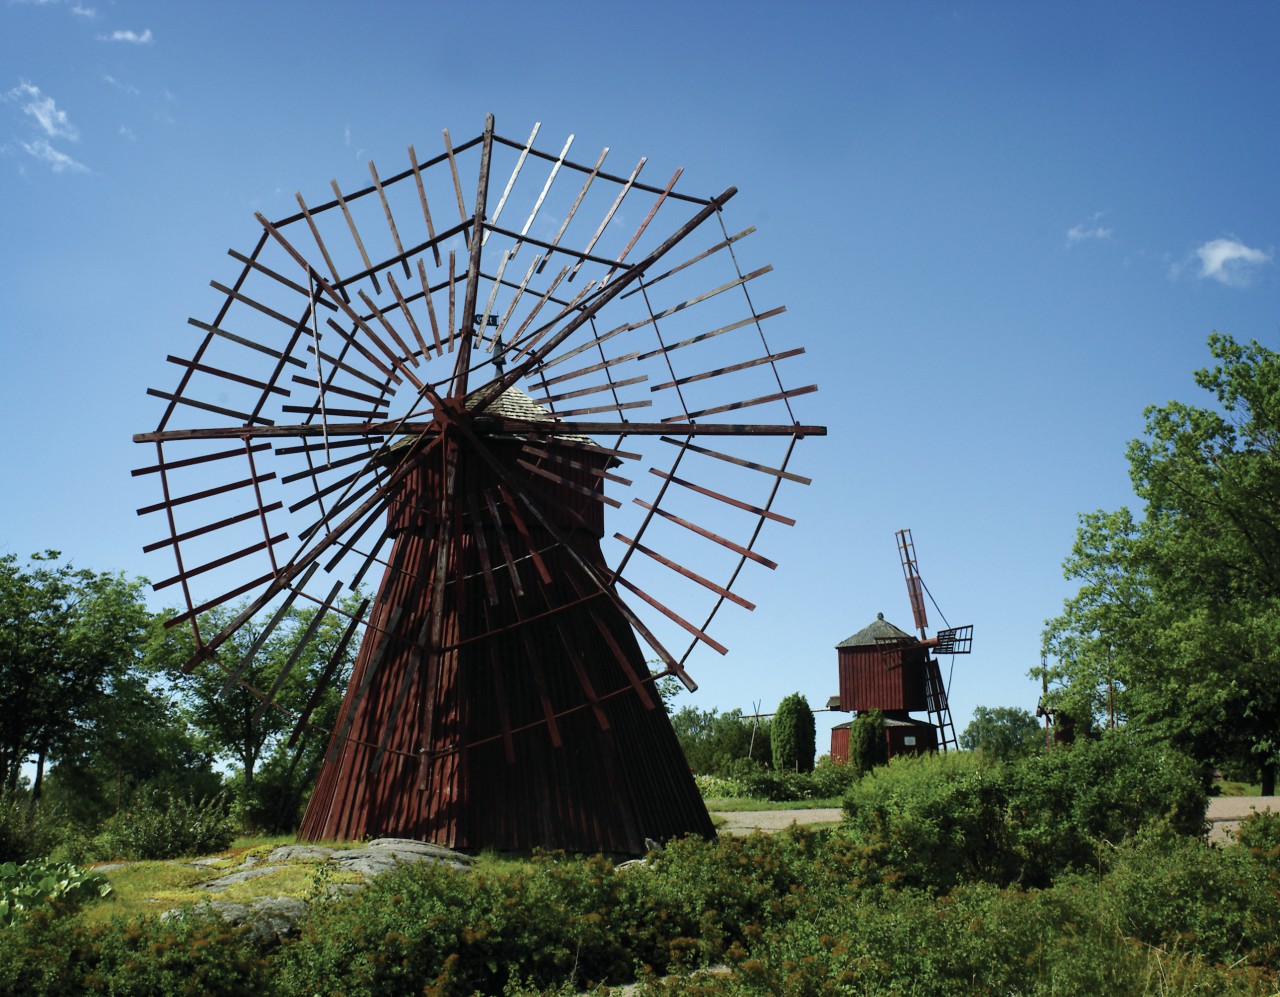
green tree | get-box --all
[670,706,770,775]
[40,667,220,825]
[959,706,1043,760]
[848,709,888,778]
[149,595,362,821]
[1043,333,1280,794]
[0,552,152,798]
[772,692,815,773]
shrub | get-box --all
[92,788,236,860]
[0,860,111,925]
[1003,731,1206,884]
[771,693,815,773]
[808,755,855,798]
[1233,809,1280,866]
[671,707,770,775]
[1097,824,1280,969]
[0,908,273,996]
[847,709,888,778]
[841,750,1012,890]
[0,794,68,864]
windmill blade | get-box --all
[933,625,974,656]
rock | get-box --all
[200,865,288,891]
[166,897,309,945]
[330,838,471,877]
[266,844,336,863]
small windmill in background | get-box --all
[828,528,973,760]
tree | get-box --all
[671,706,770,775]
[959,706,1042,760]
[1043,333,1280,794]
[848,709,888,777]
[0,552,152,797]
[41,669,220,825]
[148,594,362,820]
[772,692,815,773]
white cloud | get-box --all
[7,82,78,140]
[1193,237,1272,287]
[103,74,140,95]
[1066,211,1112,246]
[71,3,95,17]
[100,28,153,44]
[118,124,135,140]
[20,138,87,173]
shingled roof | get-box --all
[836,612,913,649]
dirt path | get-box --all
[1206,795,1279,843]
[712,797,1279,842]
[711,808,842,835]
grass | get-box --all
[1214,780,1264,796]
[703,796,843,812]
[81,837,366,924]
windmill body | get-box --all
[134,117,822,855]
[301,390,712,851]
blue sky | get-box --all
[2,1,1277,753]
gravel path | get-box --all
[711,808,842,835]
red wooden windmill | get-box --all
[829,529,971,759]
[134,116,824,854]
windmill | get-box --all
[133,116,824,854]
[876,528,973,751]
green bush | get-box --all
[847,709,888,778]
[1096,825,1280,969]
[0,908,272,996]
[841,750,1012,891]
[771,693,815,773]
[0,794,68,864]
[92,788,236,861]
[1003,731,1206,884]
[1233,808,1280,865]
[0,860,111,925]
[808,755,855,798]
[842,733,1209,890]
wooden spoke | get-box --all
[329,178,382,294]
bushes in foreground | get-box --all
[842,731,1207,888]
[1,821,1276,995]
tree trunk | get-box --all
[1262,760,1276,797]
[27,750,45,816]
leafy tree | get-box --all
[40,668,220,826]
[772,692,815,773]
[148,594,362,821]
[671,706,770,775]
[848,709,888,777]
[959,706,1043,760]
[0,552,152,798]
[1043,333,1280,794]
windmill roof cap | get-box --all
[466,386,592,443]
[836,615,913,648]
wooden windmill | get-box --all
[830,529,971,758]
[133,116,824,854]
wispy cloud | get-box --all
[1188,237,1272,287]
[20,138,87,173]
[1066,211,1112,246]
[7,82,78,140]
[71,3,95,17]
[103,74,140,95]
[100,28,152,44]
